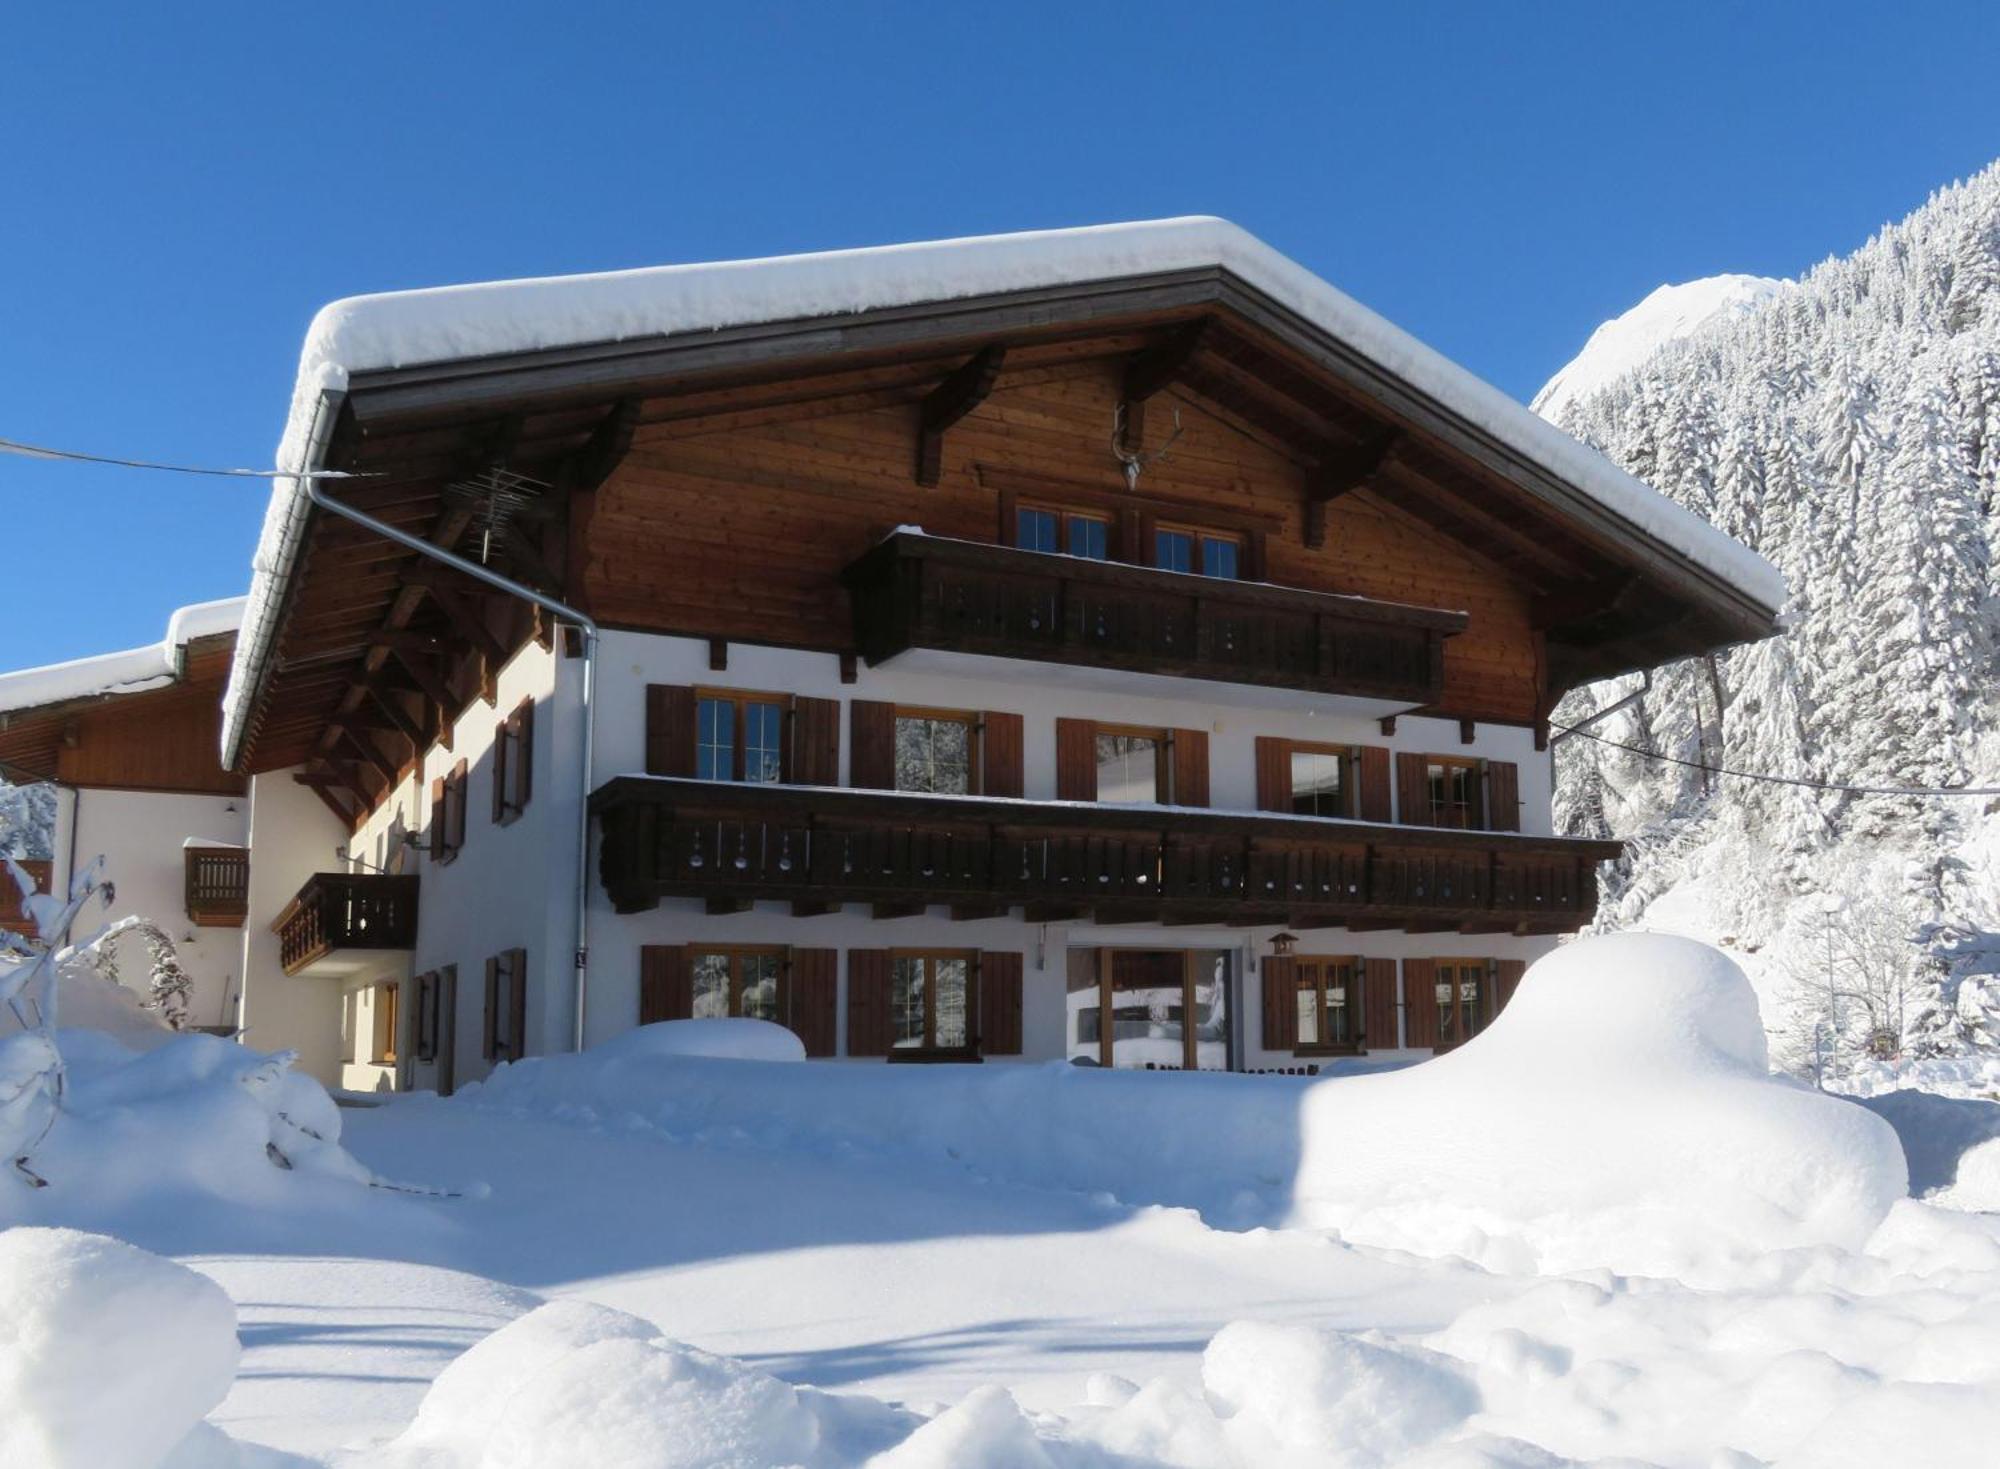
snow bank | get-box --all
[1292,932,1909,1278]
[0,1228,239,1469]
[594,1017,807,1064]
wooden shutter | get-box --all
[1171,728,1210,807]
[639,945,691,1025]
[1495,958,1526,1015]
[506,948,527,1059]
[415,972,438,1061]
[849,700,896,789]
[1261,956,1299,1052]
[1402,958,1439,1048]
[790,696,840,785]
[1254,737,1291,812]
[1395,753,1431,827]
[447,760,468,852]
[981,711,1024,798]
[491,717,511,822]
[515,698,534,810]
[788,948,838,1057]
[483,955,500,1059]
[1363,957,1399,1051]
[645,685,696,777]
[1055,718,1097,801]
[429,776,446,860]
[1356,745,1392,824]
[846,949,893,1057]
[977,951,1024,1056]
[1486,760,1520,832]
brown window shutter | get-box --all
[849,700,897,789]
[448,760,468,851]
[1254,736,1292,812]
[846,949,892,1057]
[516,698,535,810]
[1363,957,1399,1051]
[977,951,1024,1055]
[492,718,510,823]
[1356,746,1392,824]
[1495,958,1526,1015]
[790,696,840,785]
[1055,718,1097,802]
[429,776,446,860]
[1171,728,1210,808]
[507,948,527,1059]
[1395,752,1432,827]
[787,948,838,1057]
[981,711,1024,798]
[645,684,696,777]
[1261,956,1299,1052]
[1486,761,1520,832]
[483,955,500,1059]
[1402,958,1439,1048]
[638,944,691,1024]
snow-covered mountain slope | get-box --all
[1542,161,2000,1078]
[1533,274,1783,419]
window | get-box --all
[484,948,527,1062]
[430,760,468,865]
[1294,958,1362,1052]
[891,951,972,1052]
[1435,959,1490,1047]
[1094,726,1166,804]
[1426,758,1481,829]
[689,947,785,1022]
[493,697,534,824]
[695,689,790,783]
[1016,505,1110,560]
[373,982,400,1064]
[1289,744,1353,818]
[894,709,979,795]
[1154,525,1242,579]
[414,971,439,1062]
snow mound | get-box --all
[1936,1137,2000,1212]
[1533,274,1783,420]
[0,1228,239,1469]
[1292,932,1909,1279]
[595,1017,807,1064]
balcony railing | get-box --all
[271,873,420,976]
[184,846,250,927]
[0,858,53,936]
[844,532,1466,705]
[593,778,1619,935]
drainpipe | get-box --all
[301,482,600,1054]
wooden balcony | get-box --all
[843,532,1466,706]
[184,845,250,927]
[593,778,1620,935]
[1,858,53,936]
[271,873,420,977]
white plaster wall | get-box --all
[51,787,248,1028]
[237,769,348,1083]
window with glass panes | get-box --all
[1093,727,1166,804]
[695,690,788,783]
[894,710,978,795]
[1434,959,1489,1046]
[1293,957,1362,1050]
[1016,505,1110,560]
[890,951,972,1051]
[690,948,785,1023]
[1154,525,1242,579]
[1426,758,1481,829]
[1288,744,1352,818]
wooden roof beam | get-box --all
[1304,431,1401,548]
[915,344,1006,486]
[1119,320,1210,453]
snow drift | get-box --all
[1292,931,1909,1277]
[595,1017,807,1064]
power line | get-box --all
[0,435,373,481]
[1554,721,2000,798]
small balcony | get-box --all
[1,858,53,936]
[271,873,420,977]
[184,845,250,928]
[844,532,1466,708]
[593,778,1619,935]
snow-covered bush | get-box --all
[0,1227,239,1469]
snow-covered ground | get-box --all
[7,934,2000,1466]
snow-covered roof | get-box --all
[224,218,1788,765]
[0,597,245,720]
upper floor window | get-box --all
[895,709,978,795]
[691,947,784,1023]
[1017,505,1110,560]
[1154,525,1241,579]
[430,759,468,865]
[1426,757,1481,829]
[696,689,789,783]
[1094,726,1165,804]
[492,696,535,825]
[1289,743,1352,819]
[1434,959,1490,1048]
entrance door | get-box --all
[1066,948,1233,1070]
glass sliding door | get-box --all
[1067,948,1235,1070]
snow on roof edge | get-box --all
[0,596,246,720]
[224,217,1787,764]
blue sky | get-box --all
[5,3,1996,664]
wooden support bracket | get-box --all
[916,344,1006,486]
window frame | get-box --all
[1152,521,1244,579]
[891,705,984,796]
[1015,501,1112,561]
[887,947,979,1058]
[687,944,789,1023]
[1292,955,1365,1055]
[1091,721,1173,805]
[1286,741,1358,820]
[1424,755,1484,830]
[493,695,534,825]
[1433,957,1493,1049]
[694,686,794,784]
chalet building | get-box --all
[0,599,251,1030]
[27,219,1785,1092]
